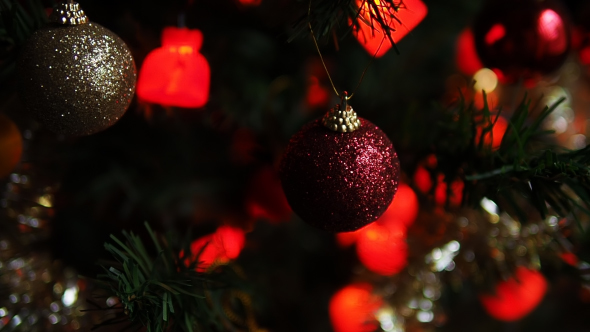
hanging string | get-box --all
[307,0,387,100]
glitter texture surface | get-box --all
[17,23,136,136]
[280,118,400,232]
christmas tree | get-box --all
[2,0,590,331]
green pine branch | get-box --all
[419,91,590,229]
[0,0,47,83]
[94,222,256,332]
[290,0,401,53]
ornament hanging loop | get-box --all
[322,91,361,133]
[341,91,349,112]
[307,0,386,100]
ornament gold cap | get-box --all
[322,91,361,133]
[49,1,88,25]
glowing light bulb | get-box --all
[473,68,498,93]
[329,283,383,332]
[189,226,245,271]
[479,267,547,321]
[352,0,427,57]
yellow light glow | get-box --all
[37,194,53,208]
[168,46,194,54]
[473,68,498,93]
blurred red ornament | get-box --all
[356,223,408,276]
[456,28,484,76]
[353,0,428,58]
[329,283,383,332]
[434,174,464,207]
[472,0,572,84]
[479,267,548,321]
[0,114,22,179]
[246,166,292,223]
[476,115,507,149]
[137,27,210,108]
[189,226,245,271]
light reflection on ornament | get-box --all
[137,27,210,108]
[479,267,547,321]
[329,283,383,332]
[352,0,427,58]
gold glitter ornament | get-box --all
[17,1,136,137]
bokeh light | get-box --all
[479,267,547,321]
[356,223,408,276]
[329,283,383,332]
[473,68,498,93]
[190,226,246,271]
[456,28,484,76]
[353,0,428,58]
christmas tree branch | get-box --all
[420,91,590,226]
[94,222,258,332]
[0,0,46,82]
[290,0,400,52]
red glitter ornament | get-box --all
[472,0,572,84]
[137,27,210,108]
[280,95,400,232]
[479,267,547,321]
[329,283,383,332]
